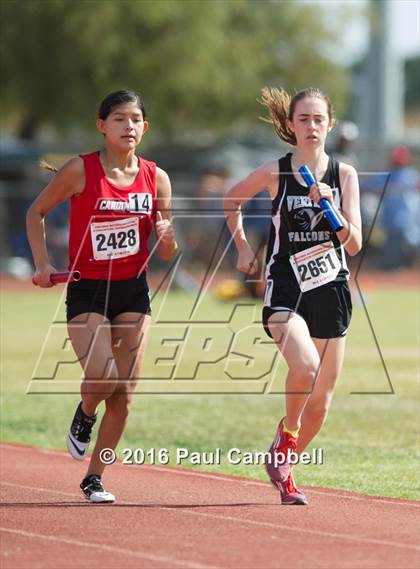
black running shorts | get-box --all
[262,273,352,339]
[66,272,151,322]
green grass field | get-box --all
[1,282,419,500]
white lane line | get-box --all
[155,508,420,553]
[143,465,420,508]
[1,482,78,499]
[2,481,419,553]
[0,527,220,569]
[306,489,420,506]
[1,443,419,508]
[0,444,72,459]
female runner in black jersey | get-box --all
[224,87,362,505]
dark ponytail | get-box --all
[40,159,58,173]
[98,89,146,120]
[40,89,147,175]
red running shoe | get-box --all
[277,471,308,505]
[265,418,298,484]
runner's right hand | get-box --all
[237,243,258,275]
[33,264,57,287]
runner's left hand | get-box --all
[155,211,175,245]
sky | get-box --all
[308,0,420,64]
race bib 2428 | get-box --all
[90,217,140,261]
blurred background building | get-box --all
[0,0,418,279]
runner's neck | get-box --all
[291,150,329,182]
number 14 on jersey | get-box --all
[128,193,152,214]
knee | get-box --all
[105,393,132,422]
[292,359,320,389]
[84,362,118,383]
[83,360,119,395]
[305,394,333,424]
[83,350,119,380]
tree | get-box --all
[0,0,348,138]
[405,56,420,111]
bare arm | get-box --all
[26,157,85,286]
[308,163,362,256]
[337,163,362,256]
[224,161,277,273]
[155,167,178,260]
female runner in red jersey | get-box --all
[224,87,362,505]
[26,90,178,503]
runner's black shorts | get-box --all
[66,272,151,322]
[262,273,352,339]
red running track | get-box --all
[1,443,419,569]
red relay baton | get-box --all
[32,271,81,286]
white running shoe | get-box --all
[80,475,115,503]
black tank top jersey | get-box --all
[265,153,349,282]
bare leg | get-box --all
[268,311,320,431]
[85,312,151,478]
[297,336,346,453]
[68,313,118,417]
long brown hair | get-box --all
[260,87,335,146]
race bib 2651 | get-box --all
[289,241,340,292]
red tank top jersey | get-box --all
[68,151,156,280]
